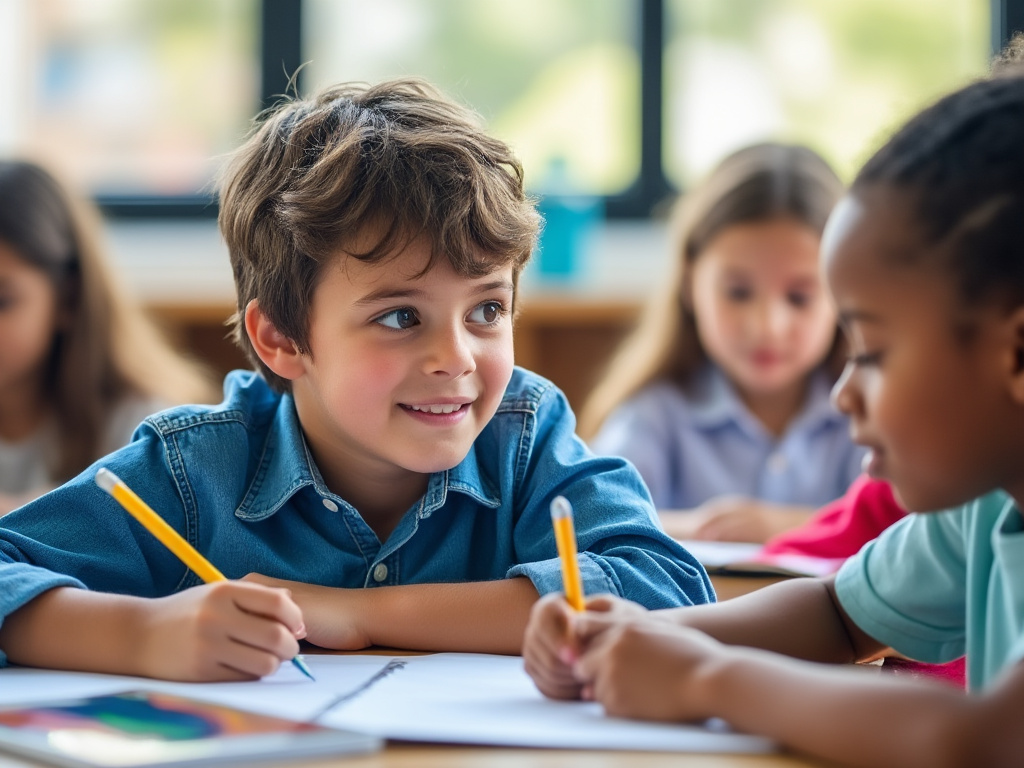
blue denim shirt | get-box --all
[0,369,712,666]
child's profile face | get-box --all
[687,218,836,401]
[287,236,516,495]
[824,190,1015,512]
[0,240,61,399]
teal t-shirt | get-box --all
[835,491,1024,692]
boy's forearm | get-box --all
[703,646,979,768]
[662,577,874,662]
[0,587,148,674]
[335,577,540,654]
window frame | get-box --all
[97,0,1023,220]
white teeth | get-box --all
[408,404,462,414]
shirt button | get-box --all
[767,452,788,473]
[372,563,388,582]
[322,498,338,512]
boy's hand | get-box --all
[242,573,371,650]
[523,593,649,700]
[136,581,305,681]
[573,620,726,723]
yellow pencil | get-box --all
[550,495,585,611]
[95,467,315,681]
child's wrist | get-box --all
[123,596,162,677]
[687,642,739,719]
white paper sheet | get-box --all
[324,653,775,753]
[0,654,774,754]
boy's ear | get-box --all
[1006,306,1024,404]
[244,299,306,381]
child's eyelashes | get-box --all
[786,292,811,308]
[721,287,814,308]
[467,300,509,326]
[847,351,883,367]
[374,307,419,330]
[371,301,509,331]
[725,286,752,302]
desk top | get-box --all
[285,742,822,767]
[711,574,791,602]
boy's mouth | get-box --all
[400,402,469,414]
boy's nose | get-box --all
[425,325,476,377]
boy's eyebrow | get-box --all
[355,278,515,305]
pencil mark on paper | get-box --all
[309,659,407,722]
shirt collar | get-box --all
[235,395,501,522]
[235,394,318,521]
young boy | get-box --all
[0,79,711,682]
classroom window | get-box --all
[303,0,640,196]
[0,0,259,197]
[665,0,991,185]
[0,0,1012,214]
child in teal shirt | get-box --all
[524,51,1024,767]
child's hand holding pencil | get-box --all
[95,468,312,682]
[523,496,655,700]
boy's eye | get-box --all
[375,307,419,330]
[467,301,507,325]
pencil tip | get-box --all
[293,655,316,681]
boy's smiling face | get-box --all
[823,188,1024,513]
[266,236,516,507]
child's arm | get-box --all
[572,618,1021,768]
[660,497,814,542]
[0,582,306,681]
[243,574,539,654]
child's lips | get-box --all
[750,350,784,367]
[401,402,469,415]
[398,401,472,424]
[862,448,886,479]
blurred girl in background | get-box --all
[580,143,864,542]
[0,160,216,514]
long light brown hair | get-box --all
[0,160,217,482]
[577,143,844,440]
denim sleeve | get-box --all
[0,426,193,667]
[504,383,714,609]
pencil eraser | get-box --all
[95,467,120,493]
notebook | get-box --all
[0,689,380,768]
[680,539,844,577]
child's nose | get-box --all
[830,362,860,415]
[753,298,790,341]
[425,324,476,377]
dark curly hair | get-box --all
[852,60,1024,311]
